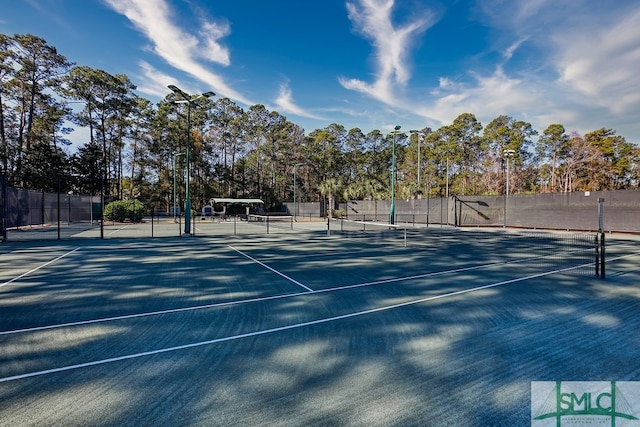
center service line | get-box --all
[2,252,619,336]
[0,261,593,384]
[229,245,314,292]
[0,257,519,336]
[0,248,80,288]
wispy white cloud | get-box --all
[104,0,322,119]
[198,21,231,66]
[339,0,435,104]
[91,0,640,139]
[134,61,178,98]
[474,0,640,113]
[502,38,527,64]
[553,6,640,113]
[419,67,539,125]
[103,0,252,104]
[273,81,323,120]
[408,0,640,139]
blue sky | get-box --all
[3,0,640,144]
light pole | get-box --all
[409,130,425,195]
[446,157,450,198]
[503,149,515,197]
[389,125,402,225]
[172,152,185,222]
[293,163,306,221]
[168,85,215,235]
[503,148,515,227]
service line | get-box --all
[0,260,494,336]
[0,248,80,288]
[4,251,628,336]
[0,259,605,384]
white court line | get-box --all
[107,224,131,236]
[3,250,625,336]
[0,290,307,335]
[0,248,80,288]
[229,245,314,292]
[0,261,596,384]
[0,258,506,336]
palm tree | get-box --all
[318,177,342,218]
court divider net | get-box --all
[328,218,604,277]
[247,214,294,233]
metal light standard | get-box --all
[172,152,185,222]
[389,125,402,225]
[293,163,306,221]
[503,148,515,227]
[168,85,215,235]
[446,157,450,198]
[503,149,515,197]
[409,130,425,194]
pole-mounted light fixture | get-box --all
[168,85,215,236]
[502,148,516,228]
[389,125,402,225]
[409,130,426,187]
[503,149,516,197]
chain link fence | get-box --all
[292,191,640,233]
[2,172,639,243]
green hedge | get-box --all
[104,199,145,222]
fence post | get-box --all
[57,177,61,240]
[598,198,605,279]
[100,176,104,239]
[41,189,45,226]
[0,173,6,242]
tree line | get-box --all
[1,33,639,213]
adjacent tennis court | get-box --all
[1,224,639,425]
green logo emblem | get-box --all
[532,381,639,426]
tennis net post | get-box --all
[597,198,605,279]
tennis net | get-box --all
[247,214,294,233]
[328,219,605,277]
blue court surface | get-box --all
[1,226,639,426]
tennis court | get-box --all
[3,213,312,241]
[1,224,640,425]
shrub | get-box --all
[104,201,127,222]
[333,209,346,218]
[104,199,145,222]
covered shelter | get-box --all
[206,198,264,219]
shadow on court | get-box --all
[0,232,639,425]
